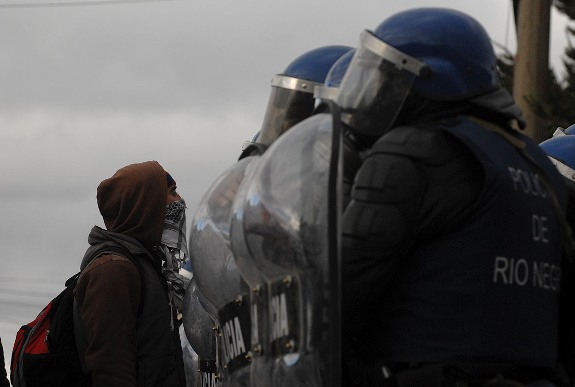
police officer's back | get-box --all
[338,8,571,387]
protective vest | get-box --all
[375,117,568,367]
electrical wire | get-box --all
[0,0,181,8]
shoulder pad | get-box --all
[369,125,454,163]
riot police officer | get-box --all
[338,8,570,386]
[187,45,351,387]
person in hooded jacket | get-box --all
[74,161,187,387]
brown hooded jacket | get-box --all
[74,161,185,387]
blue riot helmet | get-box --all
[540,127,575,190]
[325,48,355,88]
[257,45,352,147]
[312,48,363,203]
[313,48,355,103]
[336,8,525,140]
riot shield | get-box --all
[180,325,199,387]
[229,161,273,387]
[230,111,342,387]
[182,281,221,387]
[189,156,260,387]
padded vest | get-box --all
[374,118,568,366]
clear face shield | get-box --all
[313,85,340,112]
[335,30,429,138]
[314,85,338,103]
[257,75,319,147]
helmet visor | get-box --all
[313,85,339,102]
[258,75,319,146]
[336,30,428,137]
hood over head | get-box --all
[97,160,169,251]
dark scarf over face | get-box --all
[161,199,188,257]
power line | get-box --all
[0,0,181,8]
[0,276,64,283]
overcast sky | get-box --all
[0,0,570,366]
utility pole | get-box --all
[512,0,551,142]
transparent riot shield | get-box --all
[180,325,199,387]
[229,162,273,387]
[230,111,342,387]
[182,280,221,387]
[189,156,260,387]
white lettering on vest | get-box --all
[508,167,548,198]
[533,260,561,291]
[532,214,549,243]
[493,256,560,291]
[494,256,529,285]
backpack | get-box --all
[10,272,86,387]
[10,246,142,387]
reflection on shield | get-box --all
[182,282,219,386]
[189,157,261,386]
[230,112,342,387]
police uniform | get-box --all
[342,116,569,386]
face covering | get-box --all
[160,199,191,328]
[162,199,189,257]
